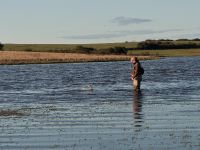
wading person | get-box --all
[131,56,144,91]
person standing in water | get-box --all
[131,56,143,91]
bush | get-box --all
[24,48,33,52]
[158,39,173,42]
[137,40,200,50]
[95,47,128,55]
[176,39,190,41]
[75,45,95,54]
[176,38,200,41]
[193,38,200,41]
[0,42,4,51]
[113,47,128,54]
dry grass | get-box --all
[0,51,156,65]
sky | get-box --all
[0,0,200,44]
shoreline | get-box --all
[0,51,158,65]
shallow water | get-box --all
[0,57,200,150]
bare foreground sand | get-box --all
[0,51,156,65]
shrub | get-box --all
[176,39,189,41]
[137,40,200,50]
[96,47,128,55]
[158,39,173,42]
[24,48,33,52]
[113,47,128,54]
[193,38,200,41]
[75,45,95,54]
[0,42,4,51]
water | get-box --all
[0,57,200,150]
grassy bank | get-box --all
[0,51,156,65]
[1,42,200,65]
[3,40,200,53]
[128,49,200,57]
[4,42,137,52]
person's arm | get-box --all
[131,63,139,79]
[131,68,134,80]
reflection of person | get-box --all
[131,57,142,91]
[133,90,143,131]
[133,91,143,120]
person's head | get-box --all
[131,56,139,64]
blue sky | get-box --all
[0,0,200,44]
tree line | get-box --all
[74,39,200,54]
[137,40,200,50]
[71,45,128,55]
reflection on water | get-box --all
[0,57,200,149]
[133,90,143,131]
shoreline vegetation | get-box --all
[0,51,157,65]
[0,39,200,65]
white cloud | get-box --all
[111,16,152,25]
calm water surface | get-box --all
[0,57,200,150]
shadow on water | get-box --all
[132,90,144,132]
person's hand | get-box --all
[131,75,134,80]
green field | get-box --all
[4,42,138,52]
[3,40,200,57]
